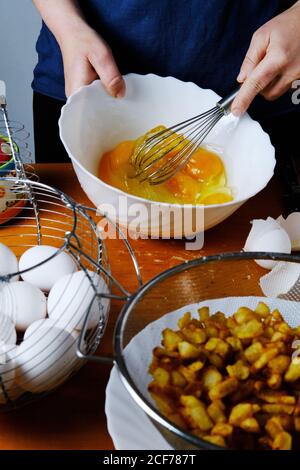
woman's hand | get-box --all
[33,0,125,98]
[232,1,300,115]
[60,24,125,98]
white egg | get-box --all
[0,243,19,282]
[0,313,16,344]
[24,318,80,341]
[19,245,77,291]
[0,281,47,331]
[278,212,300,252]
[15,326,80,394]
[47,270,110,332]
[246,227,291,270]
[0,344,23,404]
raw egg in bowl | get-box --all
[59,74,275,237]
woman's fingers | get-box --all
[237,30,269,82]
[89,44,126,98]
[261,75,292,101]
[61,26,125,99]
[65,57,97,97]
[232,55,281,115]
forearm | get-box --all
[32,0,87,47]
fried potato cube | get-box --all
[152,368,170,388]
[269,355,290,374]
[188,360,205,373]
[266,417,284,439]
[207,401,226,424]
[234,319,263,339]
[211,423,233,437]
[205,326,219,338]
[244,342,264,363]
[209,377,238,401]
[252,348,279,372]
[171,370,187,388]
[234,307,257,325]
[210,312,226,323]
[294,417,300,432]
[257,391,296,405]
[240,417,260,433]
[205,337,230,357]
[198,306,210,322]
[227,360,250,381]
[267,373,282,390]
[284,361,300,382]
[226,336,242,352]
[271,331,288,342]
[229,403,258,426]
[226,317,238,329]
[272,431,292,450]
[271,309,284,322]
[182,326,207,344]
[178,341,200,359]
[152,347,179,359]
[180,395,213,431]
[202,367,223,391]
[255,302,270,317]
[261,404,294,415]
[178,311,192,329]
[265,326,275,339]
[208,353,224,369]
[162,328,182,352]
[177,365,199,384]
[203,435,226,447]
[149,389,175,415]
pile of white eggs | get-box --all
[0,243,109,402]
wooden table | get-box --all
[0,164,284,450]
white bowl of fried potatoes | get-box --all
[114,253,300,450]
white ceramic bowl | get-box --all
[59,74,275,237]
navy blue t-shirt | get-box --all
[32,0,296,119]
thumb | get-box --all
[89,47,126,98]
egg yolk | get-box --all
[98,126,233,205]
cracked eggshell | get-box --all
[47,270,110,332]
[0,281,47,331]
[244,217,281,251]
[19,245,77,291]
[0,243,19,281]
[244,218,291,269]
[0,344,23,404]
[278,212,300,252]
[15,326,80,394]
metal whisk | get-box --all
[132,87,239,185]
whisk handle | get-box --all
[217,87,240,115]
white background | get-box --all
[0,0,41,161]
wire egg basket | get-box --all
[0,177,114,409]
[0,82,139,409]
